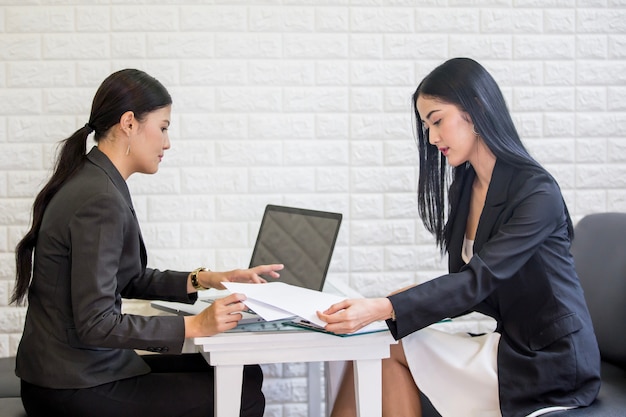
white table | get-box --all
[192,329,395,417]
[152,279,395,416]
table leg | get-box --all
[308,362,322,417]
[214,364,244,416]
[353,359,382,417]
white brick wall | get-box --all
[1,1,625,415]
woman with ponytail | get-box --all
[13,69,282,417]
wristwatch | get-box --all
[191,267,208,290]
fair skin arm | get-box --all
[184,264,284,338]
[185,264,284,293]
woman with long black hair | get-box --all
[13,68,283,417]
[319,58,600,417]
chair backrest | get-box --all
[571,212,626,369]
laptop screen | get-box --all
[248,205,342,291]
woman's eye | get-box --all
[432,119,441,126]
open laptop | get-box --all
[155,204,342,325]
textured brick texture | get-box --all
[1,1,625,414]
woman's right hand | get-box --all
[316,297,394,335]
[184,293,248,338]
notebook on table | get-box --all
[156,204,343,327]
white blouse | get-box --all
[462,236,474,264]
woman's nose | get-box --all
[428,130,438,145]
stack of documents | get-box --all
[223,282,388,336]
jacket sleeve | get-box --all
[121,267,196,303]
[387,174,566,340]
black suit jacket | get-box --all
[16,147,196,389]
[387,160,601,417]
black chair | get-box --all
[421,212,626,417]
[550,212,626,415]
[0,356,27,417]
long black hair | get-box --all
[412,57,570,252]
[12,69,172,305]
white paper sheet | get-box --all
[240,298,297,322]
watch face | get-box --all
[192,268,205,289]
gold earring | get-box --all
[472,126,479,136]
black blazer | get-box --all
[387,160,601,417]
[16,147,196,389]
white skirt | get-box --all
[403,327,502,417]
[402,327,575,417]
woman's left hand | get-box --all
[207,264,284,290]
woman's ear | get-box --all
[120,111,135,136]
[461,111,473,125]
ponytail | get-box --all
[11,126,91,305]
